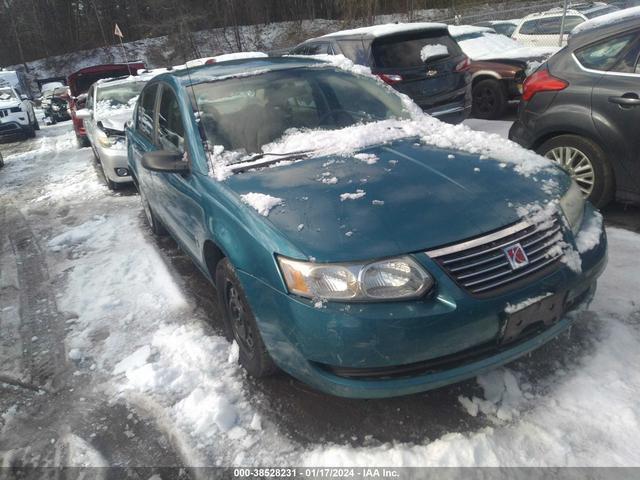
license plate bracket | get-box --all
[501,293,567,345]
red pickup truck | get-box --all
[67,62,145,147]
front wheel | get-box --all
[216,258,278,378]
[140,187,167,236]
[537,134,614,208]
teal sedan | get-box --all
[127,57,607,398]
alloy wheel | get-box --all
[544,146,595,196]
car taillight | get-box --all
[455,56,471,72]
[205,58,217,65]
[376,73,403,85]
[522,67,568,102]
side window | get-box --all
[536,16,562,35]
[158,86,185,153]
[576,33,637,72]
[337,40,370,66]
[614,35,640,74]
[292,45,308,55]
[519,20,539,35]
[306,43,331,55]
[563,16,585,33]
[137,84,158,140]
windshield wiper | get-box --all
[230,150,314,173]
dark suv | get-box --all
[291,23,472,124]
[509,8,640,207]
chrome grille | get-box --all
[426,217,565,296]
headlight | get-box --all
[277,256,433,302]
[96,130,113,148]
[560,180,585,235]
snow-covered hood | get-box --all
[473,46,558,63]
[97,109,133,133]
[223,136,569,262]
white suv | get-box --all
[512,3,619,47]
[0,85,38,140]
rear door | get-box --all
[588,32,640,196]
[370,30,467,111]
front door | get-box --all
[153,84,204,258]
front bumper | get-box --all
[95,143,132,184]
[0,121,29,138]
[240,206,607,398]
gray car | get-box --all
[509,7,640,207]
[77,77,147,189]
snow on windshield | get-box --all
[207,55,553,182]
[420,44,449,62]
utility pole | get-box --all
[558,0,569,47]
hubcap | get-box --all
[226,283,255,356]
[545,146,595,196]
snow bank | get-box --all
[240,192,283,217]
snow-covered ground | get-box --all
[1,120,640,468]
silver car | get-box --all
[77,77,147,189]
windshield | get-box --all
[0,87,17,101]
[454,31,522,60]
[191,68,409,156]
[96,81,146,115]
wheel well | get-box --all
[531,131,589,152]
[472,74,502,88]
[203,240,225,285]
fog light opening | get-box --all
[115,168,130,177]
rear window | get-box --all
[575,33,636,71]
[372,31,462,68]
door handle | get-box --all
[609,94,640,107]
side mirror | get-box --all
[75,108,92,120]
[141,150,189,174]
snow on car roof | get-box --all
[321,22,447,39]
[448,25,495,38]
[571,6,640,35]
[95,74,154,88]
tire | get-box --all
[472,79,507,120]
[139,187,167,236]
[23,126,36,139]
[33,118,40,131]
[537,134,614,208]
[106,178,119,191]
[216,258,278,378]
[77,135,90,148]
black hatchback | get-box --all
[291,23,472,124]
[509,8,640,207]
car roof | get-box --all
[449,25,496,38]
[521,8,587,20]
[95,75,151,88]
[155,57,332,87]
[319,22,448,40]
[570,5,640,41]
